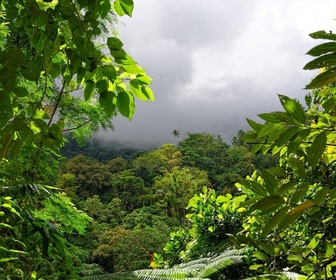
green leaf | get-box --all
[257,123,282,139]
[267,167,287,178]
[247,118,263,132]
[252,251,269,260]
[289,157,307,179]
[306,234,323,250]
[0,257,18,263]
[304,53,336,70]
[309,30,336,41]
[305,68,336,89]
[99,91,116,118]
[130,80,150,101]
[291,183,310,204]
[308,131,327,167]
[258,112,284,123]
[278,95,306,124]
[13,87,29,97]
[137,74,152,85]
[116,91,135,119]
[242,179,268,197]
[275,126,300,146]
[95,79,109,94]
[278,211,303,230]
[250,195,285,212]
[261,206,290,237]
[21,61,42,82]
[122,64,145,74]
[262,170,278,195]
[107,37,123,51]
[325,240,334,258]
[287,129,311,155]
[313,187,329,206]
[103,64,117,82]
[306,42,336,56]
[114,0,134,17]
[84,80,95,101]
[100,0,111,18]
[141,86,155,101]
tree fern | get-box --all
[134,248,248,280]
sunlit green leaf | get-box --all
[278,95,306,124]
[306,234,323,250]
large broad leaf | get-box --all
[304,53,336,70]
[290,182,310,204]
[309,30,336,41]
[116,91,135,119]
[262,170,278,195]
[306,42,336,56]
[114,0,134,16]
[305,68,336,89]
[99,91,116,118]
[306,234,323,250]
[258,112,284,123]
[261,206,290,237]
[250,195,285,212]
[129,80,150,101]
[257,123,283,139]
[287,129,311,155]
[278,95,306,124]
[246,118,264,132]
[278,211,304,230]
[242,179,268,197]
[313,187,329,206]
[84,80,95,101]
[308,131,327,167]
[275,126,300,146]
[107,37,123,51]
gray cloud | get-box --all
[100,0,336,148]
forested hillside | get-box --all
[58,131,277,277]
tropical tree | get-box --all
[0,0,153,278]
[230,30,336,279]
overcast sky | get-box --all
[100,0,336,148]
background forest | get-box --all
[58,131,277,276]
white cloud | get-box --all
[102,0,336,147]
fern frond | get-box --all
[282,271,307,280]
[83,271,137,280]
[134,247,248,280]
[134,268,203,280]
[196,248,247,278]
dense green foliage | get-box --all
[0,0,154,278]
